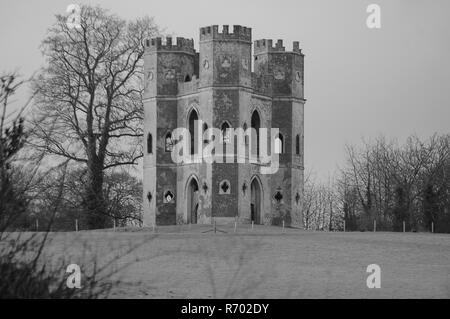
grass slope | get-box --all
[20,225,450,298]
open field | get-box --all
[9,225,450,298]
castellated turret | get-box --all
[253,39,305,98]
[142,25,306,228]
[143,36,197,98]
[199,25,252,88]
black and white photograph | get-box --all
[0,0,449,307]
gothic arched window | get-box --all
[221,122,231,144]
[203,122,209,144]
[188,109,199,155]
[251,111,260,157]
[274,133,284,154]
[243,122,249,145]
[165,132,173,152]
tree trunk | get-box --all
[85,160,108,229]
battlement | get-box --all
[254,39,303,55]
[178,75,199,95]
[145,37,195,54]
[200,25,252,42]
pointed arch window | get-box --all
[274,133,284,154]
[296,134,300,155]
[243,122,249,145]
[203,122,209,144]
[188,109,199,155]
[147,133,153,154]
[221,122,231,144]
[251,111,260,158]
[165,132,173,152]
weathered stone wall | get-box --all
[142,98,156,227]
[155,166,177,225]
[176,163,212,224]
[291,100,305,227]
[143,26,305,228]
[211,162,238,218]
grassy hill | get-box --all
[8,225,450,298]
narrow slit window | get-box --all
[147,133,153,154]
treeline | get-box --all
[21,166,143,231]
[304,135,450,233]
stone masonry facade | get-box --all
[142,25,305,227]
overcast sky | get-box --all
[1,0,449,181]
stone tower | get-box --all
[142,25,305,227]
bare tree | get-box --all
[0,72,38,230]
[339,134,450,232]
[302,170,343,231]
[302,169,317,230]
[31,5,159,228]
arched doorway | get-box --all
[250,177,262,224]
[187,177,199,224]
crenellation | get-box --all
[275,39,284,50]
[254,39,303,55]
[178,75,199,95]
[146,36,195,54]
[200,24,251,42]
[222,25,229,34]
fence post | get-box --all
[251,220,254,230]
[431,222,434,233]
[75,219,78,232]
[403,221,405,233]
[343,220,346,232]
[113,219,116,232]
[234,221,237,233]
[36,219,39,232]
[373,219,376,232]
[282,220,285,233]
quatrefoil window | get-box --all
[274,191,283,203]
[219,180,231,194]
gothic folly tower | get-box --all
[142,25,305,227]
